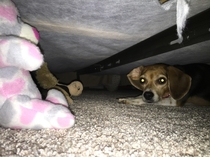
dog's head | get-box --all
[127,64,191,103]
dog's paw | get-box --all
[118,98,130,104]
[118,97,146,106]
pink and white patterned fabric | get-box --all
[0,0,75,129]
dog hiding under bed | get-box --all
[118,63,210,106]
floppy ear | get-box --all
[167,66,191,100]
[127,66,143,90]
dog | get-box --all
[118,63,210,106]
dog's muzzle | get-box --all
[143,91,154,103]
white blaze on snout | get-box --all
[142,89,160,103]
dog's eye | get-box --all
[158,78,166,84]
[140,78,146,84]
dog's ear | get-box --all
[127,66,143,90]
[167,66,191,100]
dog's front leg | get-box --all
[157,97,177,106]
[118,95,146,105]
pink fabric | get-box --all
[22,41,42,60]
[11,126,22,130]
[0,78,24,97]
[0,1,75,129]
[57,113,74,128]
[20,105,37,125]
[0,6,16,21]
[0,39,7,45]
[46,97,68,107]
[32,100,49,113]
[0,56,5,67]
[20,100,49,125]
[32,27,40,40]
[0,40,7,67]
[46,97,60,104]
[21,69,30,77]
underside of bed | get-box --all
[13,0,210,76]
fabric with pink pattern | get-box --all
[0,6,16,22]
[0,0,75,129]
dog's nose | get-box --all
[144,91,154,100]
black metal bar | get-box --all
[77,8,210,75]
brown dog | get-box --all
[119,63,210,106]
